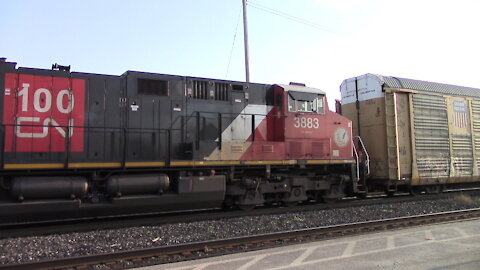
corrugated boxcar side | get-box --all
[471,99,480,173]
[410,93,480,184]
[446,97,475,177]
[342,73,480,185]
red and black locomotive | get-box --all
[0,58,361,221]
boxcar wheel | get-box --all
[386,190,396,197]
[425,185,443,194]
[409,186,423,196]
[356,192,367,199]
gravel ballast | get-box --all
[1,195,479,264]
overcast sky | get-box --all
[2,0,480,104]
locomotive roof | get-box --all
[370,73,480,98]
[277,84,326,95]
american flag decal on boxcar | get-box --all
[453,100,468,128]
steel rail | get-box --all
[1,208,480,270]
[3,189,479,239]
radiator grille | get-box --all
[262,145,274,153]
[312,141,329,158]
[289,141,303,158]
[214,83,229,101]
[231,144,244,153]
[193,80,208,99]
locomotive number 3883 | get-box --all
[293,116,319,129]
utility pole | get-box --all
[242,0,250,83]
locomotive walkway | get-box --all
[141,217,480,270]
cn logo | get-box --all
[15,117,74,138]
[3,74,85,152]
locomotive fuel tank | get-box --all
[106,174,170,197]
[11,176,88,201]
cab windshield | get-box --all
[288,91,324,114]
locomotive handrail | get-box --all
[186,110,289,118]
[4,123,174,168]
[6,111,288,169]
[353,143,360,182]
[354,136,370,176]
[2,122,177,131]
[0,124,4,169]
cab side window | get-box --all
[288,95,296,112]
[276,94,283,111]
[316,97,325,114]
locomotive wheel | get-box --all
[283,201,298,207]
[238,204,256,211]
[321,184,343,203]
[322,197,338,204]
[221,197,234,210]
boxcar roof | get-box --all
[371,73,480,98]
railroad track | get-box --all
[2,207,480,270]
[2,189,479,239]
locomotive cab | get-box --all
[273,83,353,160]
